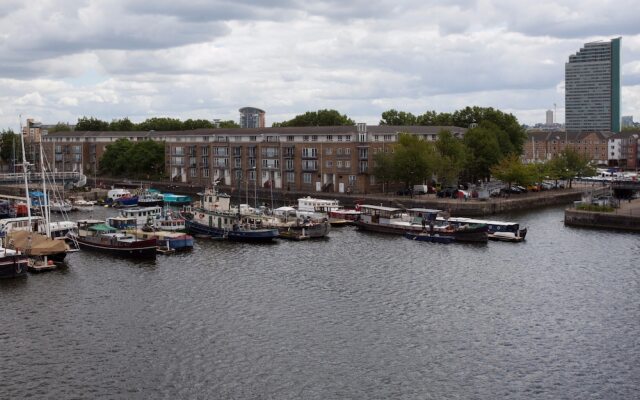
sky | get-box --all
[1,0,640,131]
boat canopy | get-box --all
[88,224,117,233]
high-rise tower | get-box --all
[239,107,266,129]
[565,37,621,133]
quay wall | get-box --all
[564,209,640,232]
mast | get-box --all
[18,116,33,230]
[39,144,51,237]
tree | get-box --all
[109,118,135,131]
[273,109,355,127]
[379,109,417,125]
[217,120,240,129]
[0,130,22,168]
[462,122,503,182]
[99,138,133,176]
[434,130,466,186]
[548,148,596,188]
[76,116,109,131]
[99,138,165,178]
[49,122,72,133]
[183,119,214,130]
[392,133,437,191]
[138,117,183,131]
[372,151,395,193]
[490,154,534,189]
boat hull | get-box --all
[76,237,157,258]
[0,254,29,279]
[355,221,488,243]
[276,221,331,239]
[186,220,278,242]
[404,232,454,243]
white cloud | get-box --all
[0,0,639,130]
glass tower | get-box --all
[565,37,621,133]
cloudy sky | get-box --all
[1,0,639,131]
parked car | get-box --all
[436,187,457,198]
[396,188,413,196]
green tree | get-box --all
[138,117,184,131]
[434,129,466,186]
[0,130,22,167]
[183,119,214,130]
[108,118,135,131]
[99,138,133,176]
[76,116,109,131]
[379,109,417,125]
[392,133,437,192]
[549,148,596,188]
[463,122,503,181]
[49,122,72,133]
[217,120,240,129]
[372,151,396,193]
[490,154,534,189]
[273,109,355,127]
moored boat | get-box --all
[138,189,164,207]
[404,231,454,243]
[184,185,278,242]
[162,193,192,207]
[444,217,527,242]
[75,219,157,259]
[0,232,29,279]
[355,205,488,243]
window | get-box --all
[337,135,342,142]
[303,173,312,183]
[249,136,257,141]
[190,168,197,177]
[344,148,351,155]
[311,135,318,142]
[302,147,318,157]
[287,136,294,142]
[337,148,343,155]
[203,168,210,178]
[286,172,295,183]
[348,175,356,185]
[285,159,294,170]
[337,160,343,168]
[325,160,333,168]
[325,148,332,155]
[326,135,333,141]
[303,136,309,142]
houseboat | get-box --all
[445,217,527,242]
[119,206,163,227]
[296,196,360,226]
[355,205,488,243]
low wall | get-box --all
[564,209,640,232]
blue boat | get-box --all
[404,232,454,243]
[184,185,278,243]
[162,193,192,207]
[113,195,139,208]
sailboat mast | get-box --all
[18,116,33,229]
[39,145,51,237]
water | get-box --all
[1,206,639,399]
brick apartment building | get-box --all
[41,124,466,194]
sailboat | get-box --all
[5,130,72,264]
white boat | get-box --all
[153,208,186,232]
[50,199,73,213]
[444,217,527,242]
[69,196,96,212]
[119,206,163,227]
[0,216,78,242]
[295,196,361,226]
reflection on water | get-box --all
[1,205,639,399]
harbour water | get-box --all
[1,205,638,399]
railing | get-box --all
[0,171,84,185]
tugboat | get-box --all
[184,182,279,242]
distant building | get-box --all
[608,130,640,169]
[522,130,611,166]
[622,115,634,128]
[546,110,554,125]
[565,37,621,133]
[239,107,266,129]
